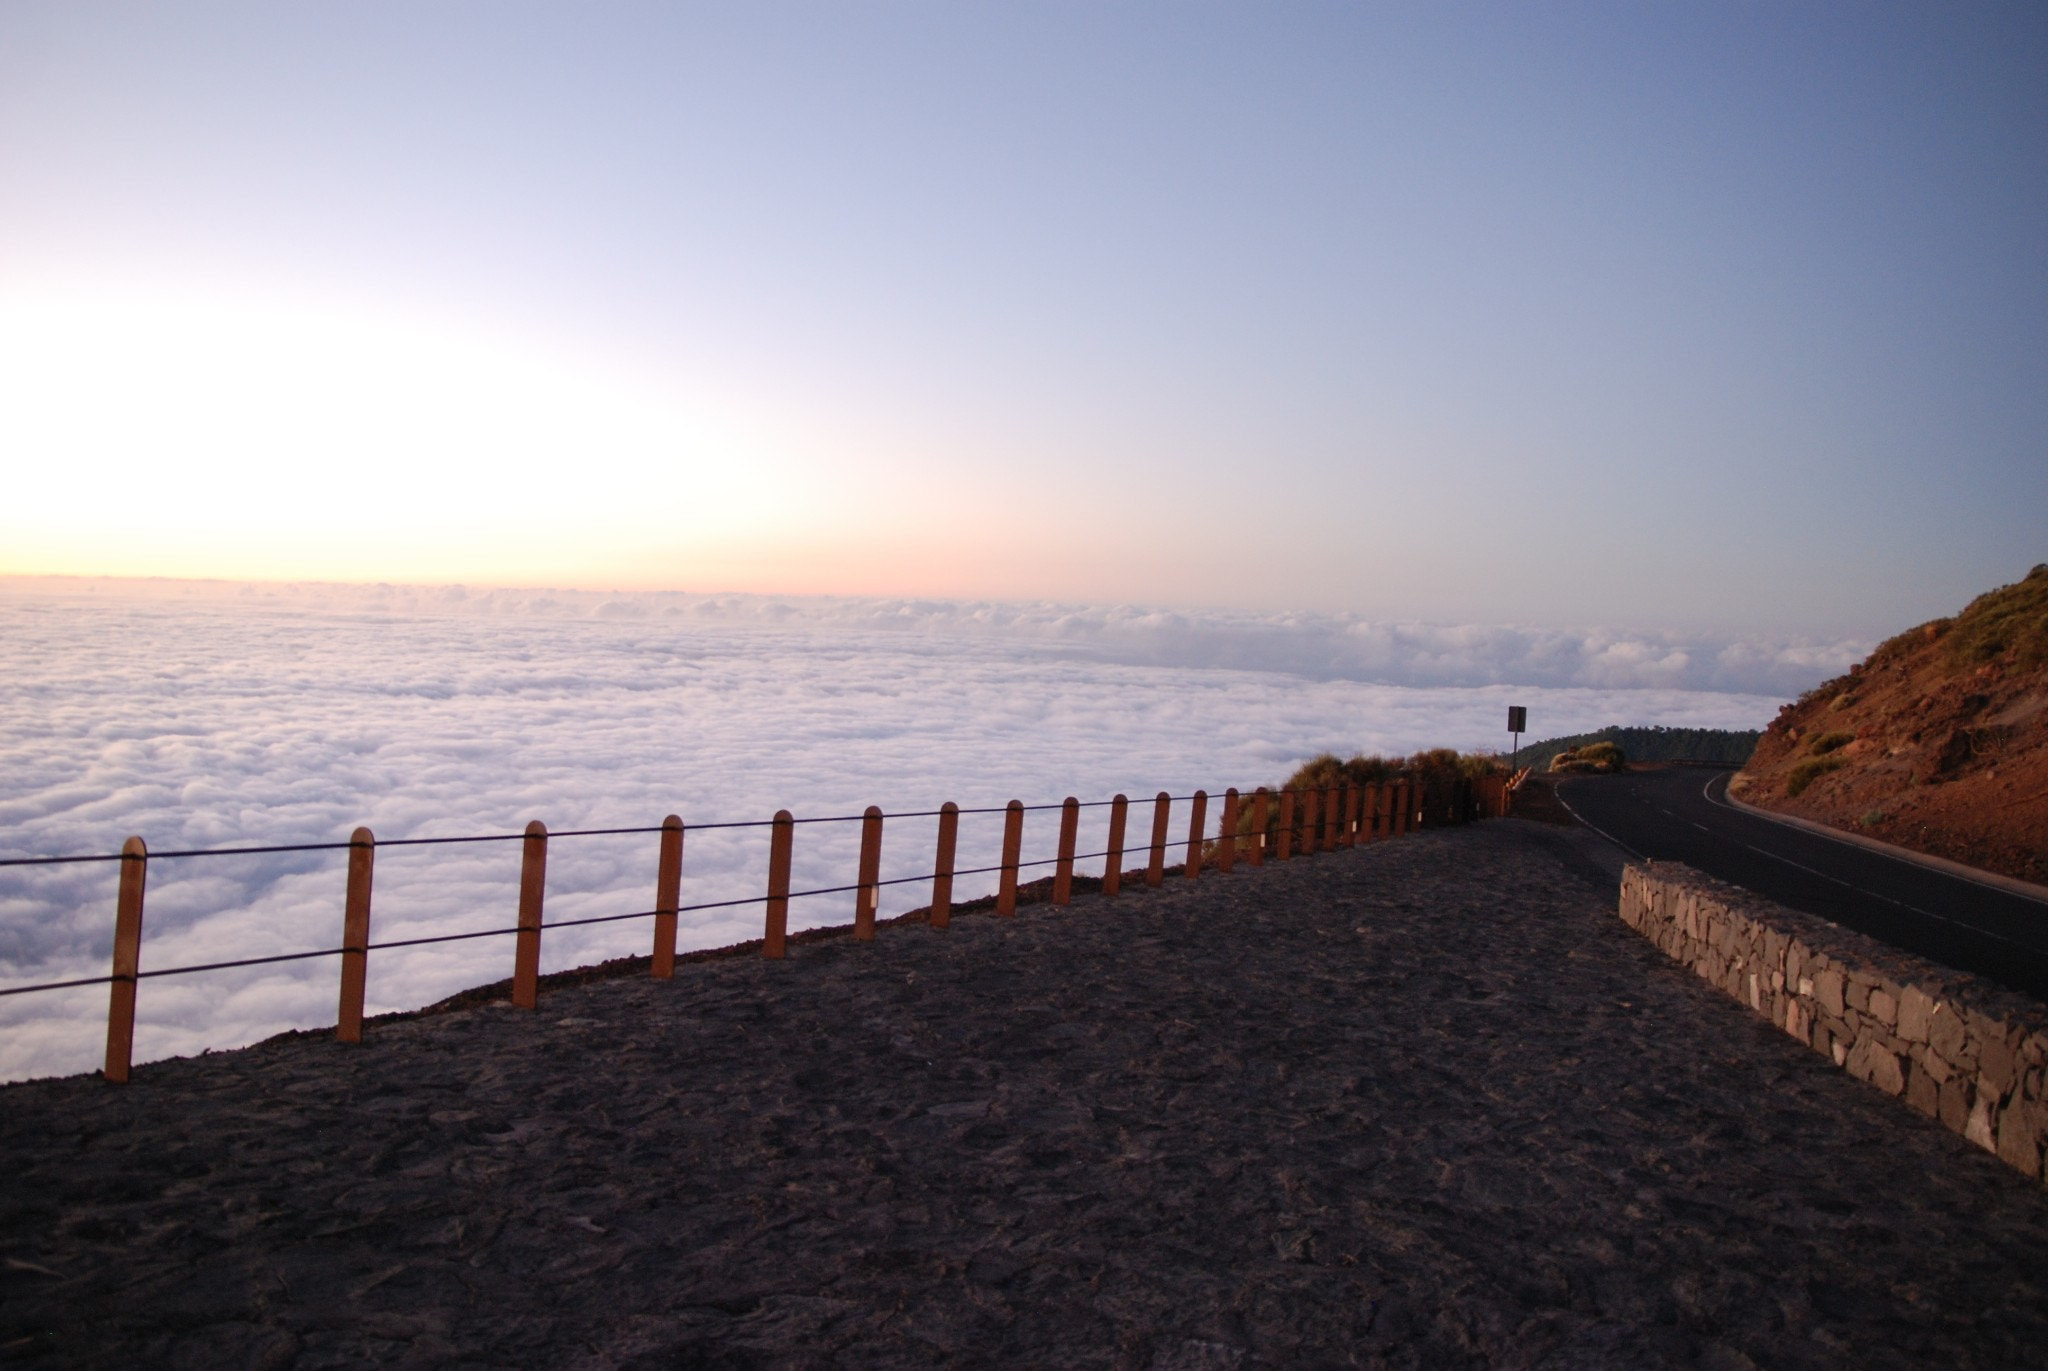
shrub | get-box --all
[1945,564,2048,670]
[1239,749,1505,840]
[1549,741,1626,773]
[1785,756,1846,797]
[1807,731,1855,756]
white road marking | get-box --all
[1551,788,1645,861]
[1676,773,2036,950]
[1702,772,2048,908]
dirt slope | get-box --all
[1733,565,2048,885]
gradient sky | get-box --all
[2,2,2042,637]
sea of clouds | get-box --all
[0,577,1858,1082]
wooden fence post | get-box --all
[337,826,374,1042]
[1276,790,1295,861]
[1342,787,1360,848]
[855,807,883,940]
[1304,789,1323,855]
[930,802,958,928]
[1103,794,1128,897]
[652,814,683,979]
[513,821,548,1008]
[764,810,793,957]
[103,836,147,1083]
[1249,788,1269,866]
[1053,798,1079,905]
[1146,792,1170,887]
[1218,788,1239,873]
[1184,790,1207,879]
[997,800,1024,915]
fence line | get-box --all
[2,774,1511,1082]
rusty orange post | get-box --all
[930,802,958,928]
[997,800,1024,915]
[1342,787,1360,849]
[1218,788,1239,873]
[1146,791,1170,886]
[103,836,147,1083]
[652,814,683,979]
[1103,794,1128,896]
[764,810,793,957]
[1276,790,1295,861]
[512,821,548,1008]
[1249,787,1270,865]
[1184,790,1207,879]
[1053,797,1079,905]
[337,826,375,1041]
[855,806,882,940]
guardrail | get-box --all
[2,773,1508,1082]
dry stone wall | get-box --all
[1619,861,2048,1185]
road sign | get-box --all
[1507,705,1526,769]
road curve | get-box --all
[1553,766,2048,1002]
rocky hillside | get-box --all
[1732,565,2048,886]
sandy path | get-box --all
[3,821,2045,1369]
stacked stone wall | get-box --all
[1620,861,2048,1184]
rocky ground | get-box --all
[4,821,2047,1369]
[1738,564,2047,885]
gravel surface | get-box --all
[3,820,2046,1369]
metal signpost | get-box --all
[1507,705,1526,770]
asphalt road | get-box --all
[1554,766,2048,1002]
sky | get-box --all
[2,3,2043,637]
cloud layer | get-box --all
[9,576,1867,694]
[0,578,1814,1081]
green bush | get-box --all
[1807,731,1855,756]
[1785,756,1846,797]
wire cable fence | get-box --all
[1,774,1510,1082]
